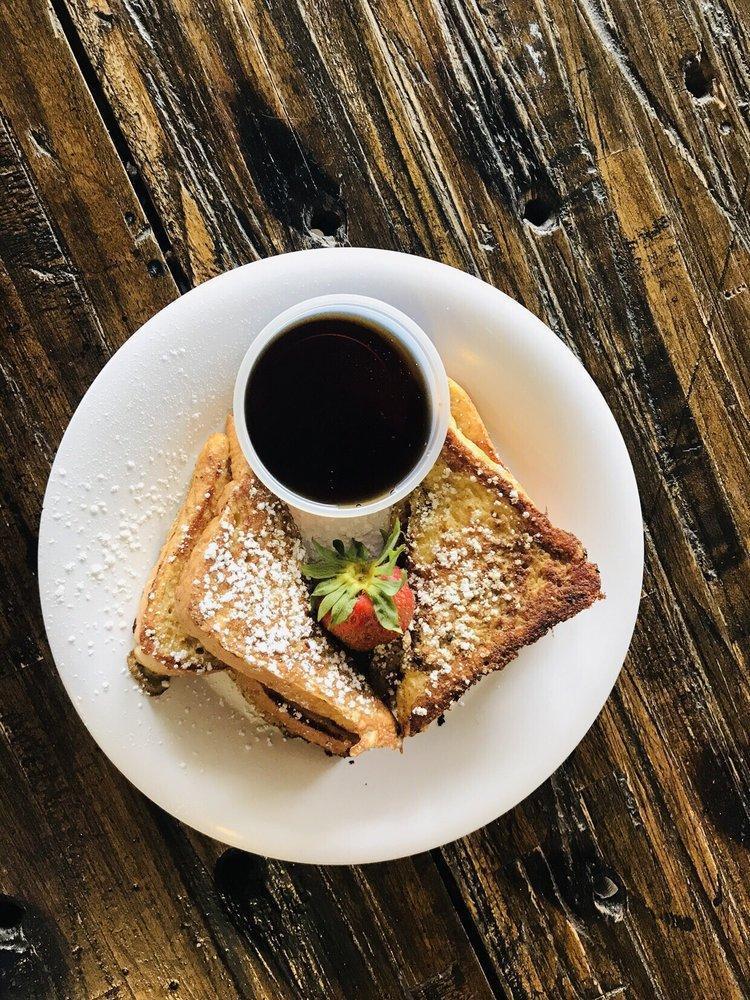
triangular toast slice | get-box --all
[132,418,392,755]
[130,433,231,688]
[376,379,603,736]
[175,431,399,757]
[223,414,396,755]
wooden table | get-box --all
[1,0,748,996]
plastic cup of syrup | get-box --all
[233,294,450,550]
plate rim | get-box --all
[38,248,643,864]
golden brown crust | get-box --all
[232,672,354,756]
[441,425,586,562]
[395,397,603,737]
[175,474,399,755]
[132,433,231,677]
[225,412,251,482]
[127,650,171,695]
[448,379,501,463]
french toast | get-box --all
[175,428,400,756]
[131,419,394,754]
[130,433,231,688]
[224,414,399,755]
[374,379,603,736]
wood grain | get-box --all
[1,0,749,996]
[0,2,494,997]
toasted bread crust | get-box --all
[232,671,354,756]
[175,473,399,755]
[448,380,501,463]
[225,413,251,482]
[395,389,603,736]
[132,433,231,677]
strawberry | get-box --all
[301,521,415,651]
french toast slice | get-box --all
[378,379,603,736]
[131,433,231,686]
[175,450,399,757]
[232,671,354,757]
[131,417,394,755]
[223,414,398,755]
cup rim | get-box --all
[232,293,450,519]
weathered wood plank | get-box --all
[0,3,275,997]
[0,3,497,998]
[59,0,750,996]
[442,534,750,998]
[186,831,497,999]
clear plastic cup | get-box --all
[233,293,450,550]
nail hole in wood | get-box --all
[307,204,342,239]
[214,848,270,919]
[589,864,628,920]
[29,129,53,158]
[684,53,714,101]
[124,211,136,226]
[522,196,557,233]
[0,895,24,930]
[592,874,619,900]
[147,259,165,278]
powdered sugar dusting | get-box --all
[190,477,378,715]
[404,452,534,698]
[45,447,191,654]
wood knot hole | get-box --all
[684,53,714,101]
[307,203,343,240]
[590,866,627,921]
[214,849,268,904]
[522,196,557,233]
[592,874,619,900]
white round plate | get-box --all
[39,249,642,864]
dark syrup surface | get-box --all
[245,317,430,505]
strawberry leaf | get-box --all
[379,520,401,554]
[300,520,408,628]
[373,571,405,596]
[301,560,344,579]
[312,539,337,560]
[317,585,348,621]
[376,548,403,576]
[311,577,349,597]
[370,590,402,633]
[354,540,369,561]
[329,589,358,625]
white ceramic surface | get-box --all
[38,249,643,865]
